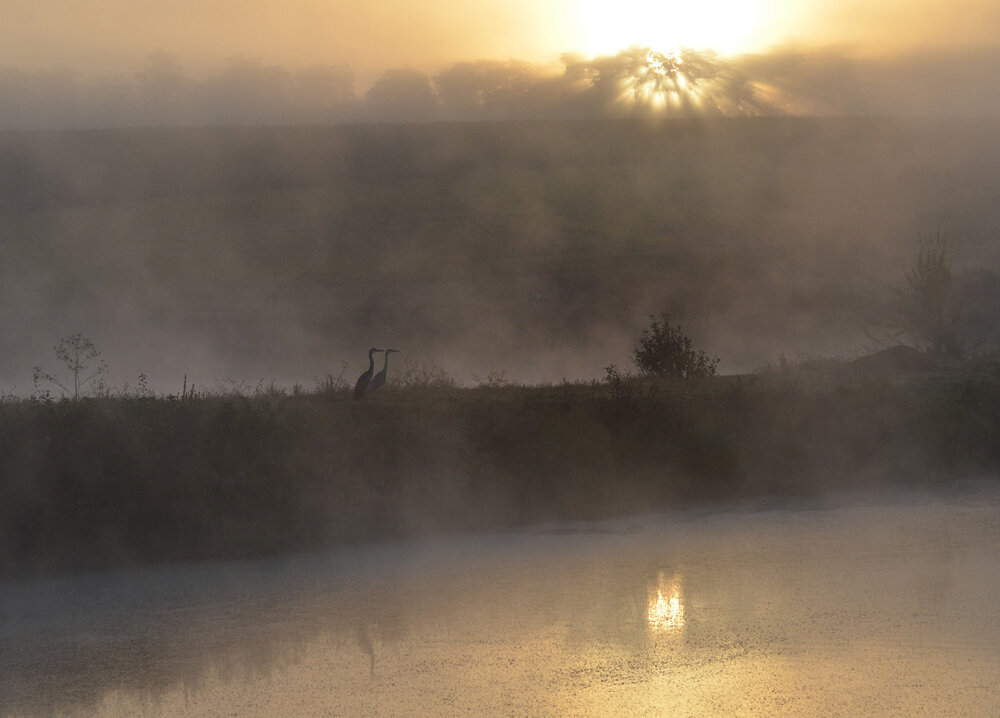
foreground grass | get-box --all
[3,367,1000,577]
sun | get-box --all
[573,0,767,57]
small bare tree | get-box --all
[33,333,109,399]
[890,234,962,357]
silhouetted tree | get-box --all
[135,52,190,125]
[292,64,357,121]
[892,234,962,357]
[201,58,294,124]
[365,68,437,121]
[434,60,541,119]
[558,47,760,117]
[633,313,718,378]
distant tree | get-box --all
[633,313,719,378]
[292,64,357,120]
[202,58,293,124]
[434,60,542,119]
[557,47,760,118]
[135,52,190,125]
[891,234,962,357]
[33,333,108,399]
[365,68,437,121]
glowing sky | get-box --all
[3,0,1000,81]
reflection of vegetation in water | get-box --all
[0,561,410,717]
[356,623,376,677]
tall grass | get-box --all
[3,366,1000,577]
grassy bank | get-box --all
[3,367,1000,577]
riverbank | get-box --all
[3,366,1000,577]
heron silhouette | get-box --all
[353,348,382,399]
[367,349,399,394]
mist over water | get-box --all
[3,486,999,716]
[3,117,1000,392]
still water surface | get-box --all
[3,486,1000,716]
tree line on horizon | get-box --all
[0,47,766,129]
[6,43,1000,130]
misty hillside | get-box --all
[3,117,1000,390]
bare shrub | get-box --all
[394,357,456,389]
[316,360,352,397]
[472,369,515,389]
[32,333,109,400]
[892,234,962,357]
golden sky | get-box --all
[3,0,1000,80]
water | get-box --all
[3,486,1000,716]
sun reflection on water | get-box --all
[647,572,685,632]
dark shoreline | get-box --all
[3,367,1000,579]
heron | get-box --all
[353,347,382,399]
[367,349,399,394]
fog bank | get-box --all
[3,45,1000,130]
[2,118,1000,391]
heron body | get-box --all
[367,349,399,394]
[353,347,382,399]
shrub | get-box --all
[633,313,719,378]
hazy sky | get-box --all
[4,0,1000,83]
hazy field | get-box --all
[4,117,1000,391]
